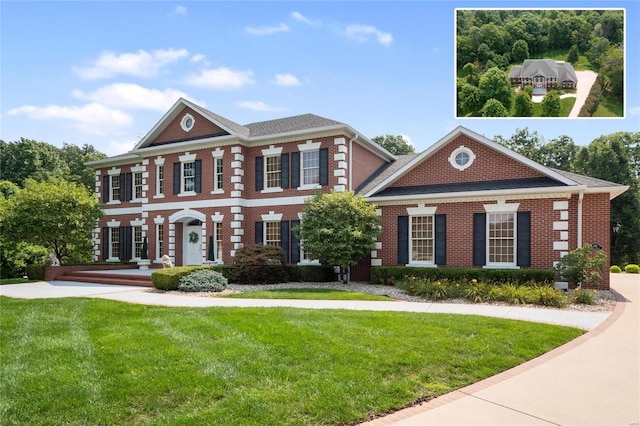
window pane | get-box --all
[183,162,195,192]
[134,226,143,258]
[157,165,164,195]
[265,222,281,246]
[411,216,433,262]
[302,151,319,185]
[111,175,120,200]
[215,158,223,190]
[488,213,515,263]
[157,224,164,257]
[134,173,143,199]
[110,228,119,258]
[266,156,281,188]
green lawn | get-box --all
[225,288,393,301]
[592,92,624,117]
[0,297,583,425]
[0,278,36,285]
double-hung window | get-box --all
[410,215,434,263]
[111,175,120,202]
[265,156,281,189]
[133,226,143,259]
[156,223,164,259]
[265,221,281,247]
[214,222,223,261]
[183,161,195,192]
[110,228,120,259]
[215,158,223,190]
[157,165,164,195]
[487,213,516,266]
[134,172,143,199]
[302,151,319,185]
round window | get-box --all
[180,113,195,132]
[448,146,475,171]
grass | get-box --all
[225,288,393,301]
[592,92,624,117]
[0,278,36,285]
[0,296,583,425]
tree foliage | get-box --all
[3,178,104,265]
[0,139,106,192]
[481,99,509,117]
[371,135,415,155]
[511,39,530,63]
[296,191,380,281]
[541,91,561,117]
[566,44,579,63]
[478,68,512,110]
[513,92,534,117]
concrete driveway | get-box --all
[562,70,599,117]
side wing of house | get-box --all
[362,126,627,289]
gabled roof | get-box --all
[510,59,577,83]
[245,114,344,137]
[364,126,577,198]
[363,126,627,201]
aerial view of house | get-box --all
[88,98,627,286]
[509,59,579,93]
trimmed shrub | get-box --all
[532,286,566,308]
[371,266,554,286]
[610,265,622,273]
[232,245,289,284]
[151,266,207,290]
[288,265,334,282]
[178,269,227,292]
[624,264,640,274]
[209,265,235,281]
[25,264,46,280]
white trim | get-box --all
[483,201,520,213]
[212,148,224,158]
[169,209,206,223]
[485,211,518,268]
[107,220,121,228]
[298,140,321,152]
[406,204,437,216]
[261,211,282,222]
[154,157,165,166]
[107,168,121,176]
[261,145,283,156]
[179,152,196,162]
[448,145,476,171]
[180,113,195,132]
[211,213,224,222]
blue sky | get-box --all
[1,1,638,156]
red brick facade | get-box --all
[90,99,625,289]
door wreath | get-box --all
[188,231,199,244]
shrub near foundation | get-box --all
[610,265,622,273]
[151,266,207,290]
[178,269,227,292]
[625,264,640,274]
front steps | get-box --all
[58,271,154,287]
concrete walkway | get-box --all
[1,274,637,425]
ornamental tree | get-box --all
[4,178,103,264]
[295,191,380,283]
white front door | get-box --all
[185,226,203,266]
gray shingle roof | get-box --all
[356,154,418,196]
[189,103,250,138]
[511,59,577,83]
[244,114,344,137]
[550,168,626,188]
[369,177,565,198]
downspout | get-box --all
[577,188,585,248]
[348,134,359,191]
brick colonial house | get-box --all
[509,59,578,93]
[88,98,627,287]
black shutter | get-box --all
[319,148,328,186]
[102,175,109,203]
[255,221,263,244]
[124,226,133,261]
[291,220,301,263]
[517,211,531,267]
[281,221,290,263]
[173,162,181,195]
[291,152,300,188]
[435,214,447,265]
[194,159,202,193]
[124,173,133,201]
[102,227,109,260]
[118,227,125,260]
[397,216,409,265]
[473,213,486,266]
[281,153,289,189]
[255,157,264,191]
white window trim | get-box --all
[408,215,436,267]
[212,155,224,194]
[132,171,144,202]
[484,208,519,269]
[448,145,476,171]
[212,221,224,264]
[298,148,321,190]
[261,146,283,193]
[154,158,165,199]
[154,217,164,262]
[180,113,195,132]
[296,213,320,265]
[178,153,197,196]
[107,222,120,262]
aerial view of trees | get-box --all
[456,9,624,117]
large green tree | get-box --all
[478,68,512,110]
[511,39,530,63]
[541,91,561,117]
[513,92,534,117]
[3,178,104,265]
[481,98,509,117]
[295,191,380,283]
[371,135,415,155]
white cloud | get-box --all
[245,23,290,35]
[191,54,206,63]
[71,83,194,111]
[174,5,187,15]
[73,48,189,79]
[291,11,312,24]
[236,101,283,112]
[183,67,255,89]
[629,106,640,116]
[107,138,138,156]
[345,24,393,46]
[8,103,132,134]
[274,73,301,87]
